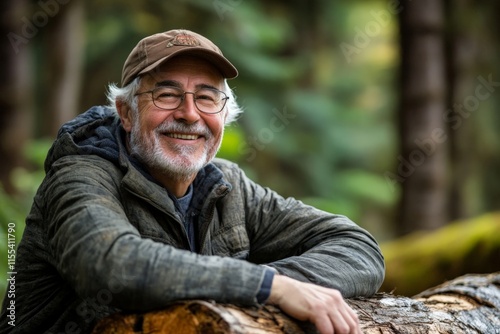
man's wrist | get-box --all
[256,268,275,304]
[268,274,290,306]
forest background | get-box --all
[1,0,499,299]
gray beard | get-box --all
[129,120,222,182]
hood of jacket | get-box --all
[45,105,122,173]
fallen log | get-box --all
[92,272,500,334]
[350,273,500,334]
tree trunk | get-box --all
[483,0,500,217]
[92,272,500,334]
[445,0,482,222]
[0,0,32,194]
[397,0,449,235]
[42,0,84,138]
[94,300,307,334]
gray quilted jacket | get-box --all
[0,106,384,333]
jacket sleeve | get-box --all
[41,156,269,310]
[237,167,385,298]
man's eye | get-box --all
[196,94,215,101]
[156,89,181,98]
[158,92,178,98]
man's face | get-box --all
[127,56,226,181]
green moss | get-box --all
[380,212,500,296]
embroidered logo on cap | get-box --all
[166,33,200,48]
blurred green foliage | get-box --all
[216,0,399,238]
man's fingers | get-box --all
[334,304,359,334]
[307,294,360,334]
[312,307,358,334]
[269,275,362,334]
[312,312,334,334]
[324,304,354,334]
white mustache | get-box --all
[155,121,212,139]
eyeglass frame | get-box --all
[134,85,230,114]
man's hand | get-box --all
[267,275,361,334]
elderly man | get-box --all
[0,29,384,334]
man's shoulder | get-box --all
[212,157,239,170]
[47,155,122,185]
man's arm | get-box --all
[237,166,385,297]
[230,167,380,334]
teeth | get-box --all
[167,133,199,140]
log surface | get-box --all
[92,272,500,334]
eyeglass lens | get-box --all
[152,86,226,113]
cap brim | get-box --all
[138,47,238,80]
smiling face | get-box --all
[117,56,227,195]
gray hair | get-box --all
[106,78,243,124]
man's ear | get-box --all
[222,107,228,124]
[116,100,133,132]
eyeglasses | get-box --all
[134,86,229,114]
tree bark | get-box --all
[352,273,500,334]
[92,272,500,334]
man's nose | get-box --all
[173,93,200,123]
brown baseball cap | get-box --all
[121,29,238,87]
